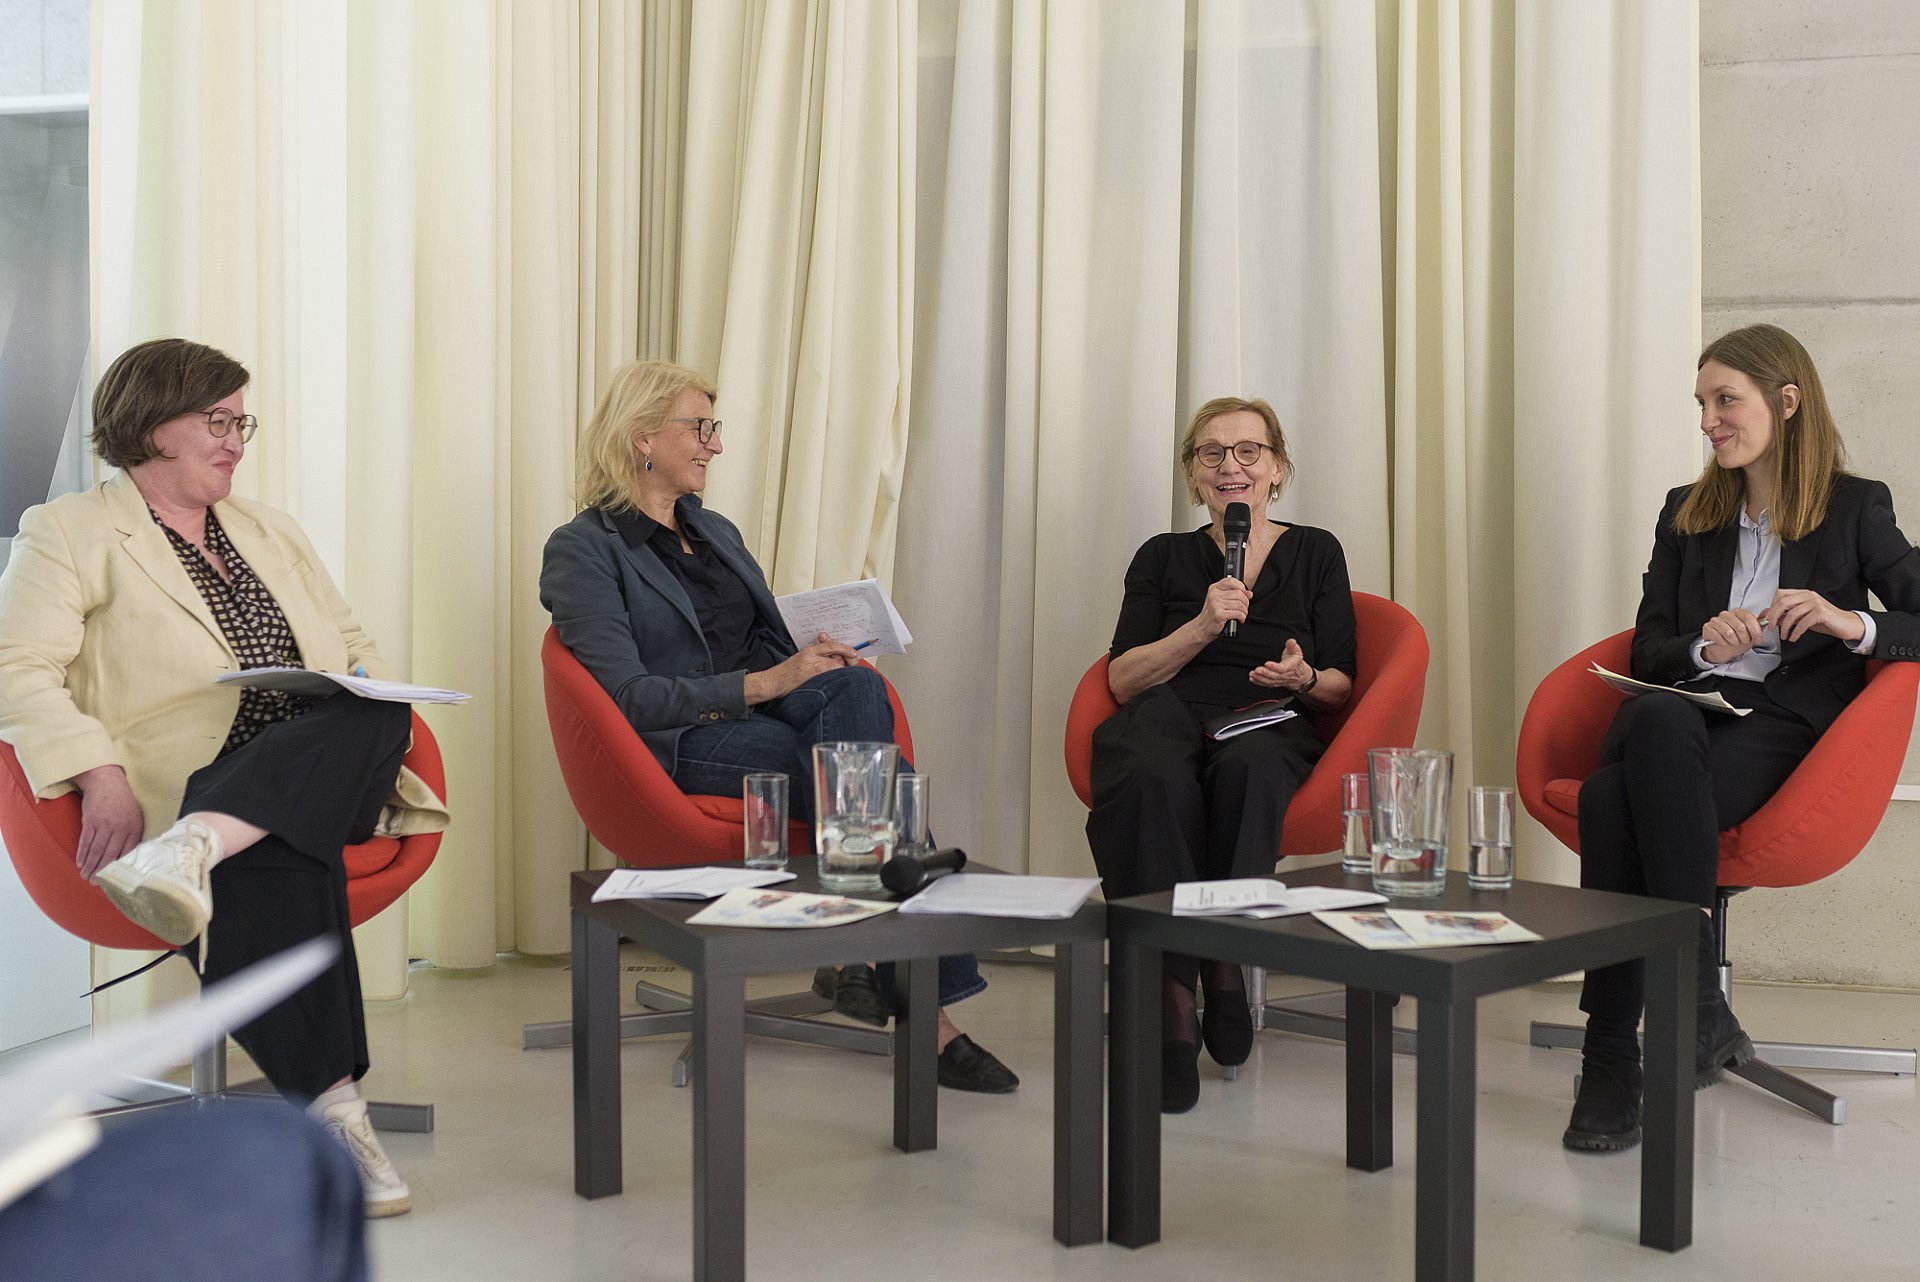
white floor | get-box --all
[352,952,1920,1281]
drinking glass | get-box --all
[742,774,789,870]
[1367,747,1454,898]
[811,741,900,893]
[1341,772,1372,876]
[1467,785,1516,891]
[894,773,931,861]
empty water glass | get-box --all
[742,774,789,870]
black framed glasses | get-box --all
[669,416,723,444]
[200,410,259,442]
[1191,441,1271,468]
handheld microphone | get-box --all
[881,846,968,896]
[1222,502,1252,639]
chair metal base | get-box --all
[522,976,892,1086]
[91,1040,434,1133]
[1249,969,1418,1056]
[1529,1017,1914,1126]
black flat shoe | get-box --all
[937,1034,1019,1093]
[1563,1056,1643,1152]
[1162,1021,1201,1114]
[812,963,891,1027]
[1200,964,1254,1068]
[1696,994,1756,1088]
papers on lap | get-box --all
[774,579,913,657]
[216,667,471,704]
[1172,878,1385,918]
[1201,699,1296,740]
[591,867,796,902]
[1313,908,1542,950]
[896,873,1101,919]
[687,887,897,928]
[1588,663,1748,716]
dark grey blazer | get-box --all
[1630,473,1920,736]
[540,500,797,772]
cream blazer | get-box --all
[0,471,448,840]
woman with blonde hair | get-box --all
[539,359,1016,1093]
[1563,324,1920,1152]
[1087,395,1356,1112]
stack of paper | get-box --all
[1172,879,1386,919]
[1589,663,1747,716]
[896,874,1101,920]
[591,867,795,902]
[217,668,472,704]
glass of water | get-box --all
[1367,747,1454,898]
[1340,772,1371,876]
[811,741,899,893]
[1467,785,1515,891]
[742,774,789,870]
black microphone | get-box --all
[881,846,968,895]
[1222,502,1251,639]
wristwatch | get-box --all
[1297,668,1319,696]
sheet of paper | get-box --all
[1240,886,1389,919]
[774,579,913,657]
[1171,879,1292,914]
[216,667,472,704]
[1384,909,1541,946]
[0,937,337,1212]
[591,867,796,902]
[1588,663,1748,716]
[896,873,1101,919]
[686,887,897,928]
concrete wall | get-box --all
[1701,2,1920,986]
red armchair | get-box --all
[1518,630,1920,1122]
[526,626,898,1079]
[1064,591,1430,1050]
[1,712,445,1130]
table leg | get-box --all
[1346,986,1393,1172]
[692,972,746,1282]
[894,956,939,1153]
[1054,938,1103,1246]
[1415,998,1475,1282]
[1108,941,1161,1248]
[1641,939,1695,1251]
[572,908,621,1199]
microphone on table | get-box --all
[881,846,968,896]
[1222,501,1252,639]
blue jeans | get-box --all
[673,665,986,1008]
[0,1103,366,1282]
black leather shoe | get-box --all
[1162,1020,1202,1114]
[1696,993,1756,1088]
[937,1034,1019,1093]
[1563,1056,1643,1152]
[1200,965,1254,1068]
[813,964,891,1027]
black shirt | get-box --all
[1110,521,1357,710]
[608,501,780,676]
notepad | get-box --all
[216,667,471,704]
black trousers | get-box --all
[177,694,413,1101]
[1577,679,1816,1038]
[1087,684,1322,991]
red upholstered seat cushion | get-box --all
[343,835,402,881]
[1543,778,1582,818]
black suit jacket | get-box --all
[540,499,797,772]
[1630,473,1920,736]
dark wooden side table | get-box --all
[570,860,1106,1282]
[1106,865,1699,1282]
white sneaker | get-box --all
[95,819,221,947]
[315,1094,413,1218]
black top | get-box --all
[150,506,311,754]
[608,500,785,678]
[1110,521,1357,710]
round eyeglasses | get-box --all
[669,416,723,444]
[200,410,259,443]
[1191,441,1271,469]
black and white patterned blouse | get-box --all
[151,506,312,754]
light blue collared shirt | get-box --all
[1686,507,1877,683]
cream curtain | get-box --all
[85,0,647,1019]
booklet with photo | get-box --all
[1173,879,1385,918]
[686,887,897,929]
[1588,663,1748,717]
[1312,909,1428,950]
[1201,699,1297,741]
[1384,909,1541,946]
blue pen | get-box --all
[852,638,881,652]
[352,665,367,677]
